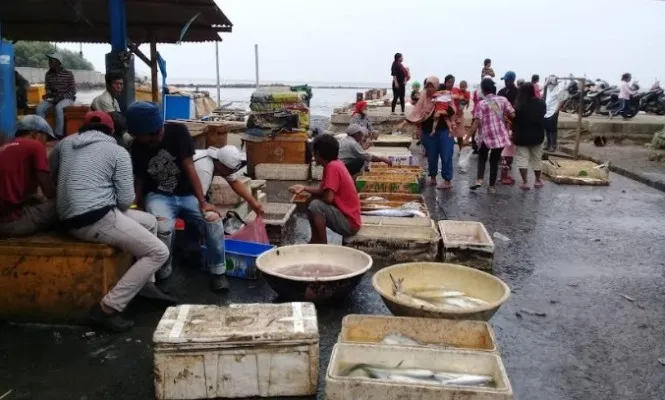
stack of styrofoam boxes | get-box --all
[325,314,514,400]
[153,303,320,399]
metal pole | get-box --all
[574,78,584,158]
[254,44,259,88]
[215,41,221,105]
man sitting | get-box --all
[36,53,76,138]
[91,72,123,113]
[290,134,361,244]
[126,102,264,291]
[0,115,57,238]
[339,124,392,176]
[51,111,173,332]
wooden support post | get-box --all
[150,36,158,103]
[574,77,584,158]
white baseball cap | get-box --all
[207,145,245,171]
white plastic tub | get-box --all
[325,343,513,400]
[153,303,319,399]
[438,220,495,271]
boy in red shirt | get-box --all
[0,115,57,237]
[290,134,361,244]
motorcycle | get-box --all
[638,81,665,115]
[586,82,619,116]
[561,75,595,115]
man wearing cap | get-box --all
[0,115,57,238]
[499,71,518,105]
[36,53,76,137]
[339,124,392,176]
[498,71,518,185]
[126,102,264,291]
[51,110,173,332]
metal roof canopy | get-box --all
[0,0,233,44]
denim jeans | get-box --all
[421,127,455,181]
[145,193,226,279]
[36,99,74,137]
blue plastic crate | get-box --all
[201,239,275,280]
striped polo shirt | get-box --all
[45,69,76,101]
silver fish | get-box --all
[434,372,495,387]
[365,196,388,202]
[365,366,435,380]
[361,209,418,218]
[381,333,422,346]
[405,289,466,300]
[399,201,423,210]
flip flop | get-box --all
[469,183,482,191]
[520,184,531,191]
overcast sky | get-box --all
[59,0,665,85]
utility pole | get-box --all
[215,41,221,105]
[254,44,259,88]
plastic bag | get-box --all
[458,146,473,174]
[227,216,270,244]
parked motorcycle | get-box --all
[586,83,619,116]
[638,81,665,115]
[560,75,595,115]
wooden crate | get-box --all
[541,157,609,186]
[245,132,308,177]
[0,233,132,323]
[368,165,423,175]
[356,175,420,194]
[438,220,495,271]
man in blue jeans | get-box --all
[126,102,263,291]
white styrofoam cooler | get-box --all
[153,303,319,400]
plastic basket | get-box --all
[201,239,275,280]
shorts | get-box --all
[515,145,544,171]
[308,199,355,237]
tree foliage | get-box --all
[14,41,95,71]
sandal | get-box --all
[534,180,544,188]
[520,183,531,191]
[437,181,452,190]
[469,181,482,191]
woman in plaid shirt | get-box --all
[468,78,515,193]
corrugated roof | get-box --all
[0,0,232,44]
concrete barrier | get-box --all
[16,67,104,86]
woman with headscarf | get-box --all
[349,100,377,139]
[391,53,409,115]
[406,76,456,190]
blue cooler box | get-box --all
[201,239,275,280]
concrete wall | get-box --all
[15,67,104,85]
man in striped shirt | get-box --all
[36,53,76,137]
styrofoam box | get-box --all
[338,314,498,353]
[325,343,513,400]
[209,176,251,206]
[153,303,319,399]
[255,163,309,181]
[438,220,495,271]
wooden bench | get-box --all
[0,232,131,323]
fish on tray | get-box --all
[390,274,488,310]
[361,209,427,218]
[364,196,388,202]
[341,362,495,387]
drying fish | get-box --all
[361,209,427,218]
[441,296,488,309]
[381,333,422,346]
[364,196,388,202]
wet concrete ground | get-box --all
[2,159,665,400]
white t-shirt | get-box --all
[194,150,236,194]
[544,84,567,119]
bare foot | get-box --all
[520,183,531,190]
[428,178,437,186]
[437,181,452,190]
[534,180,544,188]
[487,186,497,194]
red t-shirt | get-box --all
[321,160,361,231]
[0,138,49,220]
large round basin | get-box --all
[256,245,373,303]
[372,262,511,321]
